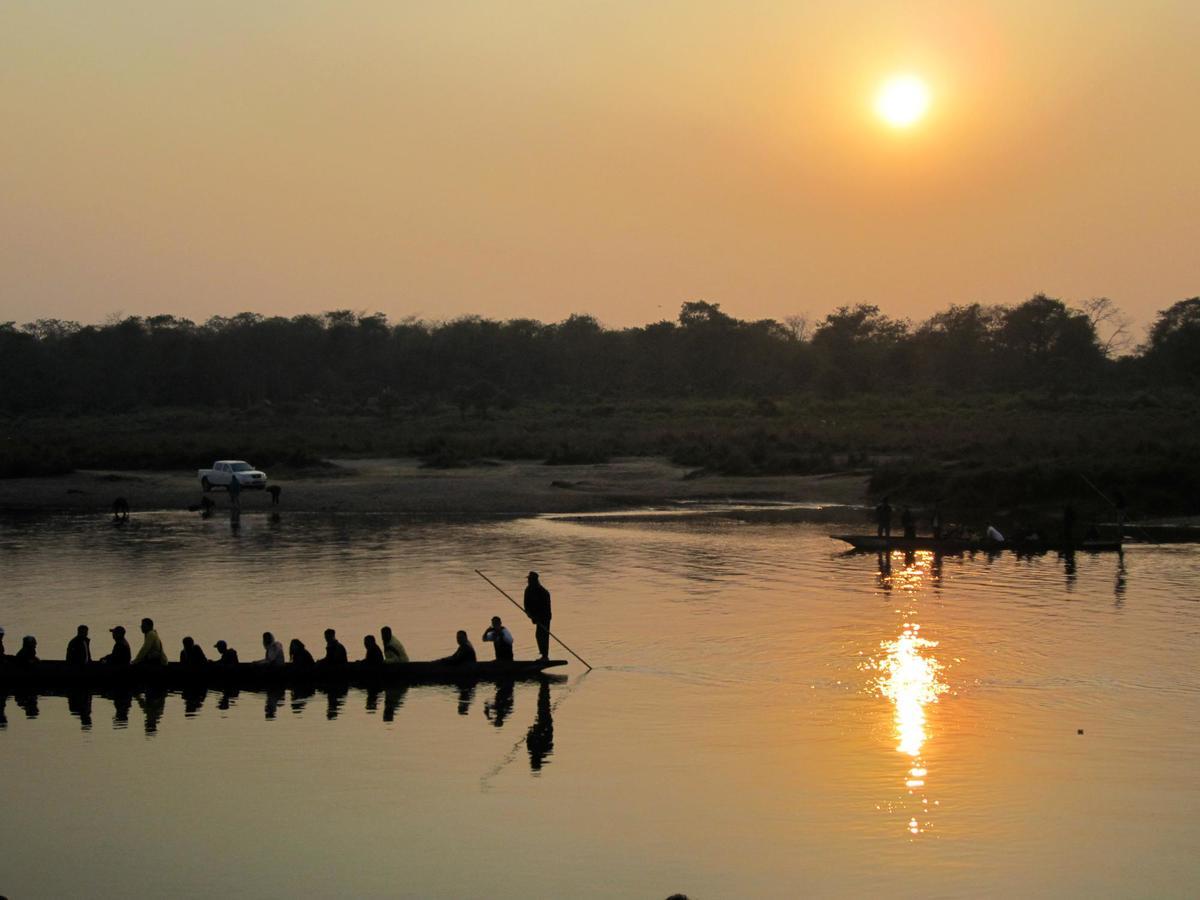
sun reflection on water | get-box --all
[866,551,950,837]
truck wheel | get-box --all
[202,477,212,492]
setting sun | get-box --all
[875,74,931,127]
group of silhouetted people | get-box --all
[1,573,555,671]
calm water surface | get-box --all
[1,510,1198,898]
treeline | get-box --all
[2,294,1199,414]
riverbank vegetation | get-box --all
[2,295,1198,515]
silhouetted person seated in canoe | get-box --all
[66,625,92,665]
[434,630,477,666]
[319,628,348,666]
[875,495,893,537]
[482,616,514,661]
[362,634,384,666]
[901,506,916,539]
[380,626,408,664]
[101,625,131,665]
[214,640,240,665]
[256,631,285,666]
[289,638,315,667]
[112,496,129,522]
[133,618,167,666]
[14,635,38,665]
[267,485,281,505]
[179,636,208,666]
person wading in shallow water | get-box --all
[523,571,553,660]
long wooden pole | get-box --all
[1078,473,1156,544]
[474,569,593,670]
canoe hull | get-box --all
[0,659,567,693]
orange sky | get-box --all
[2,1,1197,331]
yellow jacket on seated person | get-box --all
[134,626,167,666]
[381,627,408,664]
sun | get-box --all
[875,74,931,128]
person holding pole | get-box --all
[474,569,592,671]
[523,571,552,661]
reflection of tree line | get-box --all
[0,681,556,772]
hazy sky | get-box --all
[2,1,1197,330]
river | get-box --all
[1,509,1197,898]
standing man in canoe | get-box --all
[523,571,552,661]
[875,496,893,538]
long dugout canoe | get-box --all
[0,658,567,693]
[830,534,1123,554]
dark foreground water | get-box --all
[1,509,1198,898]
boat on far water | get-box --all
[0,659,567,694]
[830,534,1123,554]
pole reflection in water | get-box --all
[866,551,950,837]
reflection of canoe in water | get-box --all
[830,534,1123,554]
[0,659,567,693]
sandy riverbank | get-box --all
[0,457,870,518]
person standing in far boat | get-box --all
[179,636,208,666]
[66,625,91,665]
[15,635,38,664]
[267,485,281,506]
[101,626,131,665]
[482,616,514,661]
[289,639,315,667]
[900,507,916,539]
[986,523,1005,543]
[1062,504,1076,545]
[930,503,943,541]
[380,626,408,664]
[228,471,242,508]
[0,625,6,659]
[523,571,553,660]
[434,630,477,666]
[875,496,893,537]
[214,640,239,665]
[133,618,167,666]
[257,632,285,665]
[362,635,384,666]
[320,629,348,666]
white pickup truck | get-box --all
[198,460,268,492]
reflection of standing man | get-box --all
[526,680,555,772]
[523,571,552,660]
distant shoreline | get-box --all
[0,457,871,519]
